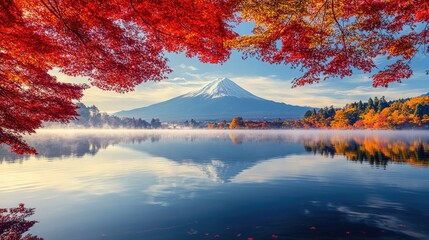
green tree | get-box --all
[151,118,161,129]
[367,98,374,111]
[304,110,313,118]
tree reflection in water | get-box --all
[0,130,428,168]
[303,135,429,168]
[0,204,42,240]
[0,130,428,240]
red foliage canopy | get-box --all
[0,0,238,153]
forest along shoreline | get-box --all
[44,95,429,130]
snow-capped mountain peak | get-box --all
[115,77,312,121]
[182,77,262,100]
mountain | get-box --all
[182,77,262,100]
[423,92,429,96]
[115,78,312,121]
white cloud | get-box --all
[178,64,198,71]
[232,154,339,183]
[169,77,186,82]
[231,75,351,108]
[332,203,427,239]
[48,66,426,113]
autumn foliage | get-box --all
[286,95,429,129]
[221,95,429,130]
[232,0,429,87]
[304,135,429,167]
[1,0,428,153]
[1,0,238,153]
[0,204,43,240]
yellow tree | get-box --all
[389,110,407,127]
[374,108,391,129]
[331,107,357,128]
[361,109,378,129]
[331,109,350,128]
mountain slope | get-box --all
[115,78,312,121]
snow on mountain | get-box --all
[182,77,262,100]
[115,77,312,121]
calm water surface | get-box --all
[1,130,429,239]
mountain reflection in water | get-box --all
[1,130,429,240]
[1,130,428,168]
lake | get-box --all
[1,129,429,239]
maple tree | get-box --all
[1,0,238,154]
[230,0,429,87]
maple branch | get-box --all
[278,15,293,37]
[43,0,83,40]
[40,0,111,67]
[316,0,329,47]
[0,70,52,114]
[309,0,329,25]
[0,85,34,113]
[129,0,185,41]
[169,0,190,31]
[40,0,90,48]
[331,0,348,56]
[419,22,429,57]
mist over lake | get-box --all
[1,130,429,239]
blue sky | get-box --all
[53,22,428,114]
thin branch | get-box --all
[331,0,348,55]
